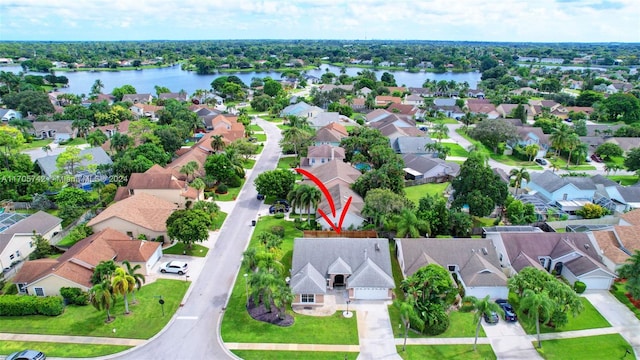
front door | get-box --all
[334,274,345,286]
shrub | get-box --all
[0,295,64,316]
[215,184,229,194]
[156,235,165,244]
[60,287,89,306]
[574,281,587,294]
[227,175,243,188]
[422,306,450,335]
[576,203,607,219]
[4,283,18,295]
[274,213,285,219]
[271,225,285,237]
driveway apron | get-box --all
[482,319,543,360]
[355,302,402,360]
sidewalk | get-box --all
[0,333,145,346]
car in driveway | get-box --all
[160,261,188,275]
[483,311,499,324]
[269,204,289,214]
[534,158,548,166]
[495,299,517,322]
[591,153,603,163]
[7,350,46,360]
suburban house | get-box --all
[392,136,434,155]
[290,237,395,306]
[375,96,402,106]
[396,238,509,299]
[0,108,22,122]
[402,153,460,184]
[525,171,598,214]
[403,94,424,106]
[434,105,464,120]
[317,84,354,93]
[13,228,162,296]
[35,147,113,188]
[591,175,640,213]
[192,116,245,151]
[309,112,357,129]
[114,167,201,208]
[0,211,62,272]
[96,120,131,138]
[202,113,236,133]
[496,104,524,119]
[30,121,75,142]
[300,161,365,230]
[509,126,550,158]
[387,103,418,117]
[122,93,154,104]
[300,145,346,167]
[466,99,500,119]
[130,103,164,121]
[313,122,349,147]
[605,137,639,155]
[165,148,209,181]
[159,92,188,102]
[281,101,323,118]
[87,193,177,241]
[488,232,616,290]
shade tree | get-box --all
[166,209,213,249]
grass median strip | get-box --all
[0,341,131,358]
[232,350,359,359]
[397,344,496,360]
[534,334,635,360]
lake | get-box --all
[1,64,482,95]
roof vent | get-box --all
[375,243,380,251]
[482,247,488,255]
[584,244,590,250]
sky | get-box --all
[0,0,639,43]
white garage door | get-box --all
[354,287,388,300]
[580,277,612,290]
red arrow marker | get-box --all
[295,168,336,217]
[317,196,352,235]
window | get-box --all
[29,241,33,248]
[126,232,133,238]
[17,283,27,293]
[34,287,45,296]
[447,265,457,272]
[301,294,315,303]
[15,251,20,257]
[9,254,14,260]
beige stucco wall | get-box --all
[27,275,89,296]
[91,218,166,241]
[132,189,186,208]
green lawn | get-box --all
[398,345,496,360]
[19,138,52,151]
[440,143,469,157]
[404,182,449,205]
[162,242,209,257]
[520,297,611,334]
[277,124,288,130]
[0,341,131,358]
[535,334,636,360]
[247,124,263,132]
[389,242,405,301]
[211,211,228,230]
[277,157,299,169]
[607,175,639,186]
[389,305,486,339]
[242,158,256,169]
[216,179,246,201]
[232,351,358,359]
[0,279,189,339]
[255,133,267,142]
[611,281,640,320]
[60,138,88,146]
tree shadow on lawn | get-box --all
[247,298,294,327]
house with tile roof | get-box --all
[488,232,615,290]
[396,238,508,299]
[164,147,209,181]
[313,122,349,147]
[13,228,161,296]
[129,103,164,121]
[591,225,640,272]
[375,96,402,106]
[114,166,201,207]
[30,120,75,141]
[122,93,153,104]
[0,211,62,272]
[290,237,394,305]
[87,193,177,241]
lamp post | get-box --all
[343,300,352,318]
[243,273,249,308]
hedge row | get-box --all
[0,295,64,316]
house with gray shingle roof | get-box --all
[280,101,323,119]
[300,145,346,168]
[402,154,460,183]
[396,238,508,299]
[525,171,597,207]
[290,238,394,305]
[489,232,615,290]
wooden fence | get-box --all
[302,230,378,238]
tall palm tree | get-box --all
[287,186,304,221]
[519,289,554,348]
[524,144,540,162]
[509,167,530,196]
[549,123,571,156]
[191,178,206,200]
[111,267,135,314]
[564,133,581,169]
[87,130,107,147]
[89,280,115,323]
[122,260,146,304]
[41,144,52,156]
[431,122,449,143]
[180,161,199,183]
[272,284,294,320]
[302,186,322,226]
[464,295,504,351]
[280,126,311,157]
[72,119,93,139]
[396,209,429,238]
[210,135,225,153]
[394,299,424,351]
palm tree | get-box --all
[72,119,93,139]
[564,133,581,169]
[92,181,106,205]
[549,123,571,156]
[8,118,34,137]
[431,122,449,143]
[281,126,311,157]
[122,260,146,304]
[396,209,429,238]
[287,186,305,221]
[394,299,424,352]
[524,144,540,162]
[41,144,52,156]
[89,280,115,323]
[465,295,504,350]
[180,161,199,183]
[210,135,225,153]
[519,289,554,348]
[272,284,294,320]
[191,178,206,200]
[302,186,322,226]
[509,167,530,196]
[111,267,135,314]
[90,79,105,97]
[87,130,107,147]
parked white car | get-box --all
[160,261,188,275]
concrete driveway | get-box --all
[354,301,401,360]
[482,317,542,360]
[583,290,640,357]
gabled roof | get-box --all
[127,172,184,190]
[87,193,176,232]
[387,103,417,115]
[307,145,346,160]
[290,238,394,294]
[328,257,352,274]
[316,183,364,218]
[314,126,349,143]
[303,160,361,187]
[511,251,546,272]
[0,211,62,253]
[529,171,596,193]
[401,153,460,176]
[398,238,506,288]
[620,209,640,226]
[394,137,434,154]
[36,147,112,177]
[592,229,632,265]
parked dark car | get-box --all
[275,199,290,207]
[269,204,289,214]
[535,158,548,166]
[495,299,517,322]
[257,194,265,200]
[591,153,603,163]
[483,311,499,324]
[7,350,46,360]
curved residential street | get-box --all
[109,118,283,360]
